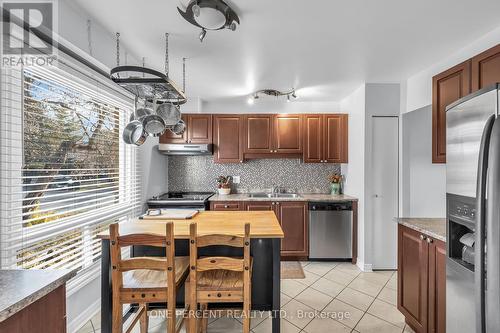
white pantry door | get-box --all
[372,116,399,269]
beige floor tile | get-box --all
[348,277,384,297]
[355,313,403,333]
[281,279,308,297]
[386,276,397,290]
[300,270,321,286]
[300,261,311,268]
[295,287,333,311]
[303,261,338,276]
[252,317,301,333]
[336,287,375,311]
[75,321,95,333]
[324,269,358,286]
[206,316,243,333]
[281,292,292,306]
[367,299,405,328]
[281,299,315,329]
[377,286,397,305]
[233,310,269,329]
[404,323,417,333]
[303,316,351,333]
[356,272,392,286]
[334,263,362,276]
[310,277,345,298]
[324,299,365,329]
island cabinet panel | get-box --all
[0,285,66,333]
[244,115,274,153]
[273,114,302,153]
[398,224,446,333]
[160,114,188,144]
[471,44,500,91]
[213,115,243,163]
[432,60,471,163]
[244,201,275,211]
[159,114,212,144]
[276,201,308,257]
[210,201,242,211]
[303,115,323,163]
[324,114,348,163]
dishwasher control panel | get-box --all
[309,202,352,211]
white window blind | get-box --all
[0,61,140,285]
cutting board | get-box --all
[141,209,199,220]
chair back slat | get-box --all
[197,257,244,272]
[119,257,167,271]
[196,234,245,248]
[117,233,167,247]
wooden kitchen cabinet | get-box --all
[274,114,302,153]
[243,201,275,211]
[244,115,274,153]
[303,114,348,163]
[432,61,471,163]
[471,44,500,92]
[398,224,446,333]
[213,115,244,163]
[210,201,242,211]
[159,114,212,144]
[277,201,308,257]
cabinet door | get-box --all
[277,201,308,257]
[244,115,274,153]
[213,115,243,163]
[432,61,471,163]
[303,114,323,163]
[210,201,242,211]
[187,114,212,144]
[323,114,348,163]
[428,238,446,333]
[243,201,275,212]
[398,224,428,332]
[159,114,188,144]
[273,114,302,153]
[471,44,500,92]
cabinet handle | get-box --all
[420,234,425,240]
[426,237,433,244]
[224,205,229,208]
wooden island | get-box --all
[98,211,284,333]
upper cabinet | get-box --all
[213,115,243,163]
[471,44,500,91]
[243,114,302,155]
[432,61,471,163]
[303,114,348,163]
[432,43,500,164]
[159,114,212,144]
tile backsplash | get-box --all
[168,156,341,193]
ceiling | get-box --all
[72,0,500,102]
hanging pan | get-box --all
[123,120,147,146]
[171,119,186,135]
[156,102,181,126]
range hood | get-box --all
[158,143,213,156]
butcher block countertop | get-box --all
[98,211,284,239]
[209,193,358,202]
[396,218,447,242]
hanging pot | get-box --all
[171,119,186,135]
[123,120,147,145]
[156,102,181,126]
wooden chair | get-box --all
[187,222,252,333]
[109,222,190,333]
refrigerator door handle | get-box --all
[476,114,495,333]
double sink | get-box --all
[247,193,301,198]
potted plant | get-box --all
[216,175,232,195]
[328,173,343,195]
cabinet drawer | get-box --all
[210,201,242,211]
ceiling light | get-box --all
[249,88,297,103]
[287,95,291,102]
[192,3,201,17]
[199,29,207,42]
[247,97,254,105]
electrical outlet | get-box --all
[232,176,240,184]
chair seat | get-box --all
[196,258,253,291]
[122,256,189,289]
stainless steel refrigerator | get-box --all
[446,83,500,333]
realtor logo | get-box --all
[1,1,57,66]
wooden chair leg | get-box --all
[200,303,208,333]
[139,303,148,333]
[112,299,123,333]
[184,282,190,333]
[189,285,197,333]
[167,288,176,333]
[243,284,251,333]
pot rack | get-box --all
[110,33,187,104]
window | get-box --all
[0,60,140,289]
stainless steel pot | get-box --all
[122,120,147,145]
[171,119,186,135]
[156,102,181,126]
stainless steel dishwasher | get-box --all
[309,202,352,260]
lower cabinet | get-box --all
[398,224,446,333]
[209,201,242,211]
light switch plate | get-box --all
[232,176,241,184]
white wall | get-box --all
[402,106,446,217]
[405,25,500,113]
[340,84,366,270]
[202,98,340,114]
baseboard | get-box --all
[67,298,100,333]
[356,259,373,272]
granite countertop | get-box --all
[397,218,447,242]
[209,193,358,202]
[0,269,76,322]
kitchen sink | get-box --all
[248,193,301,198]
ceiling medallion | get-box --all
[178,0,240,42]
[247,89,298,105]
